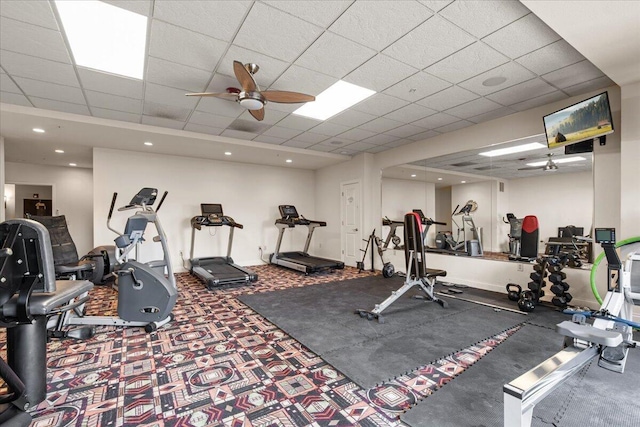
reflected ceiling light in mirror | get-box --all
[224,152,232,156]
[55,149,64,153]
[144,142,153,146]
[437,177,443,181]
[461,180,467,183]
[526,156,586,167]
[293,80,375,120]
[286,159,293,163]
[411,174,417,178]
[478,142,545,157]
[32,128,45,133]
[69,163,77,167]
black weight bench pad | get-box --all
[3,280,93,316]
[425,268,446,278]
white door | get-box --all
[341,181,361,267]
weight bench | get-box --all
[1,219,93,425]
[356,212,447,323]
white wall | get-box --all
[5,162,94,255]
[435,186,451,234]
[620,82,640,239]
[4,184,15,220]
[13,184,52,219]
[93,148,316,272]
[0,137,4,222]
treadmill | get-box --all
[269,205,345,274]
[189,204,258,289]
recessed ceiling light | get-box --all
[482,76,507,87]
[55,0,147,79]
[479,142,546,157]
[144,141,153,146]
[526,156,586,167]
[224,152,232,156]
[461,180,467,183]
[340,151,348,155]
[286,159,293,163]
[437,177,443,181]
[411,174,417,178]
[69,163,77,167]
[293,80,375,121]
[32,128,45,133]
[55,149,64,153]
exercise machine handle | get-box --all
[107,193,118,221]
[452,204,460,216]
[156,191,168,212]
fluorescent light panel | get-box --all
[293,80,375,121]
[526,156,586,167]
[55,0,147,79]
[478,142,545,157]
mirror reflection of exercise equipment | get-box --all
[357,229,394,278]
[434,200,483,256]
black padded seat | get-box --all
[425,268,447,278]
[56,262,93,274]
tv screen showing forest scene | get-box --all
[544,92,614,149]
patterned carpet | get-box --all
[3,265,521,426]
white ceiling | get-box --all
[0,0,624,170]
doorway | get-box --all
[4,183,54,219]
[341,180,361,267]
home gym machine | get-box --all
[189,203,258,289]
[503,228,639,427]
[357,229,394,278]
[48,188,178,335]
[270,205,344,274]
[434,200,483,256]
[355,211,448,323]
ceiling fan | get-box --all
[517,153,558,172]
[185,60,315,121]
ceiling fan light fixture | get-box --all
[239,97,264,110]
[526,156,586,167]
[544,163,558,171]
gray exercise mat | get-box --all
[239,276,524,388]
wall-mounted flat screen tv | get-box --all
[544,91,614,150]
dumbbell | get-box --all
[567,255,582,268]
[506,283,522,301]
[548,271,567,283]
[530,271,546,282]
[533,263,545,273]
[550,282,570,296]
[552,293,573,307]
[518,290,536,312]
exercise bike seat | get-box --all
[556,320,623,347]
[425,268,447,278]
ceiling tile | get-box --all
[384,139,414,148]
[385,123,425,138]
[149,21,227,71]
[383,15,475,69]
[254,135,287,145]
[364,145,391,154]
[31,97,90,115]
[383,71,451,102]
[78,68,143,99]
[85,90,142,114]
[0,0,58,30]
[417,85,479,111]
[331,147,358,155]
[407,129,440,141]
[261,126,302,139]
[0,74,21,93]
[204,73,243,93]
[276,115,322,131]
[143,102,192,121]
[352,93,408,116]
[361,133,399,146]
[329,1,432,50]
[384,104,437,123]
[295,32,376,79]
[264,1,351,27]
[234,3,323,62]
[0,91,32,107]
[91,107,141,123]
[196,95,246,118]
[486,78,557,106]
[144,83,200,110]
[458,62,536,96]
[306,144,335,152]
[102,1,151,16]
[344,54,417,92]
[425,42,509,84]
[153,0,250,42]
[358,117,404,133]
[289,132,329,144]
[329,109,377,128]
[467,106,516,123]
[411,112,459,128]
[266,102,302,114]
[541,60,605,89]
[434,119,474,133]
[510,90,569,112]
[445,97,503,119]
[238,109,288,126]
[146,56,212,92]
[270,65,336,96]
[418,1,454,12]
[1,17,70,64]
[220,129,258,140]
[310,121,351,137]
[439,0,529,38]
[183,123,224,136]
[483,13,561,59]
[0,50,79,87]
[13,77,85,105]
[317,138,351,148]
[563,76,616,97]
[219,46,289,89]
[282,139,315,149]
[516,39,586,76]
[341,141,378,151]
[141,115,186,130]
[339,127,378,141]
[188,111,235,129]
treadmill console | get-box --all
[276,205,325,227]
[191,204,243,229]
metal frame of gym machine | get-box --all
[189,203,258,288]
[503,228,639,427]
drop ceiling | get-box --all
[0,0,617,170]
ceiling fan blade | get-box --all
[262,90,315,104]
[233,60,257,92]
[249,108,265,121]
[517,166,543,171]
[185,92,238,100]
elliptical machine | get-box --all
[435,200,483,256]
[48,188,178,335]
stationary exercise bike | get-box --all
[435,200,483,256]
[48,188,178,336]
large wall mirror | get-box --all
[380,134,593,260]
